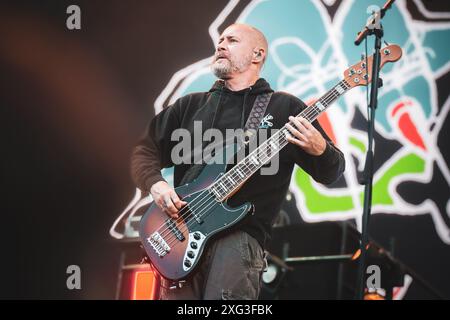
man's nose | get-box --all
[216,43,226,53]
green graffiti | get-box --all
[295,153,425,213]
[367,153,425,205]
[294,168,354,213]
[349,137,366,153]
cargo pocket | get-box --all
[241,232,265,270]
[241,232,265,299]
[212,231,265,300]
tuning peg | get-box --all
[361,53,366,61]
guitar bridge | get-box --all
[147,232,171,257]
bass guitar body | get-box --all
[139,144,252,280]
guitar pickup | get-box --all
[165,219,185,241]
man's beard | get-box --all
[211,53,252,79]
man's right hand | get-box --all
[150,181,187,219]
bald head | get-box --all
[225,23,268,66]
[228,24,267,53]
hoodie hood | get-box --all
[209,78,273,95]
[207,77,274,132]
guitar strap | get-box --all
[242,92,273,141]
[179,92,273,186]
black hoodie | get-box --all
[131,78,345,248]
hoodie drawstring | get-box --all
[241,87,251,130]
[210,84,224,132]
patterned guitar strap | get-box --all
[242,92,273,144]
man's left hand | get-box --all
[286,116,327,156]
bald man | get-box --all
[131,24,345,299]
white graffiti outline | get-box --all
[276,0,450,244]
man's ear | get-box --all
[253,48,264,62]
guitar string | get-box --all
[156,80,350,248]
[155,80,349,244]
[163,120,321,248]
[157,80,350,248]
[156,80,351,249]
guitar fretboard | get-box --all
[209,79,350,201]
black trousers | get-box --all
[159,230,266,300]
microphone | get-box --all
[354,0,395,45]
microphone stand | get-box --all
[354,0,395,300]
